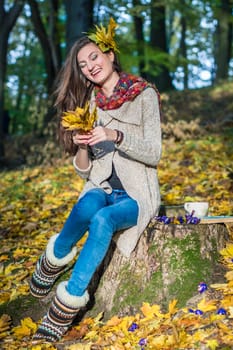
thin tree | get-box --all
[27,0,62,94]
[149,1,173,91]
[132,0,147,79]
[0,0,24,160]
[213,0,233,82]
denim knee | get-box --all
[75,189,107,221]
[88,208,116,244]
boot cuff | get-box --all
[46,234,78,267]
[57,281,89,308]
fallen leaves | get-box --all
[0,314,12,339]
[12,317,37,339]
[0,132,232,349]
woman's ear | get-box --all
[107,50,115,62]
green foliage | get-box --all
[3,0,233,136]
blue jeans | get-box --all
[54,188,139,296]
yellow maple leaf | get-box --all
[106,315,122,327]
[12,317,37,339]
[197,298,217,312]
[93,312,104,326]
[228,306,233,318]
[4,263,17,276]
[66,343,92,350]
[0,291,11,305]
[210,282,228,291]
[225,270,233,281]
[141,302,163,318]
[221,295,233,307]
[0,254,9,262]
[206,339,219,350]
[150,334,167,347]
[61,102,97,132]
[13,247,29,259]
[84,329,98,340]
[220,243,233,259]
[168,299,178,315]
[217,320,232,333]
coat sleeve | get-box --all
[116,88,162,166]
[72,156,93,179]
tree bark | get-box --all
[0,0,24,160]
[148,1,173,91]
[214,0,232,82]
[64,0,94,52]
[27,0,61,93]
[132,0,147,79]
[180,13,188,89]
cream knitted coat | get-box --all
[73,87,162,258]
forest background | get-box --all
[0,0,233,349]
[0,0,232,160]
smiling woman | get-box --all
[29,17,162,343]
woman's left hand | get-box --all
[88,126,117,146]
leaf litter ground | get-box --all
[0,86,233,350]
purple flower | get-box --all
[178,216,184,224]
[164,217,171,224]
[198,282,208,293]
[139,338,147,346]
[217,308,227,315]
[195,309,204,315]
[188,308,195,313]
[128,322,139,332]
[190,217,200,224]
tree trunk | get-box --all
[214,0,232,82]
[0,0,24,160]
[180,14,188,89]
[28,0,61,93]
[132,0,147,79]
[148,2,173,91]
[64,0,94,52]
[87,221,229,320]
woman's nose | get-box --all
[87,61,94,71]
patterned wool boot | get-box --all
[32,281,89,343]
[30,234,77,298]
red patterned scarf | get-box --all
[94,72,161,112]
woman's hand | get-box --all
[72,131,92,148]
[73,131,91,169]
[88,126,117,146]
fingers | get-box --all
[72,127,114,147]
[89,127,107,146]
[72,131,92,145]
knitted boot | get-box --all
[30,234,77,298]
[32,281,89,343]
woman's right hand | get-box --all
[72,130,92,148]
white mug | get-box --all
[184,202,209,218]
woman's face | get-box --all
[77,43,115,86]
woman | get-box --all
[30,18,162,342]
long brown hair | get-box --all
[54,36,121,155]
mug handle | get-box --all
[184,203,190,211]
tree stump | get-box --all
[87,221,229,320]
[17,220,229,326]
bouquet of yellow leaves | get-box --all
[61,102,97,132]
